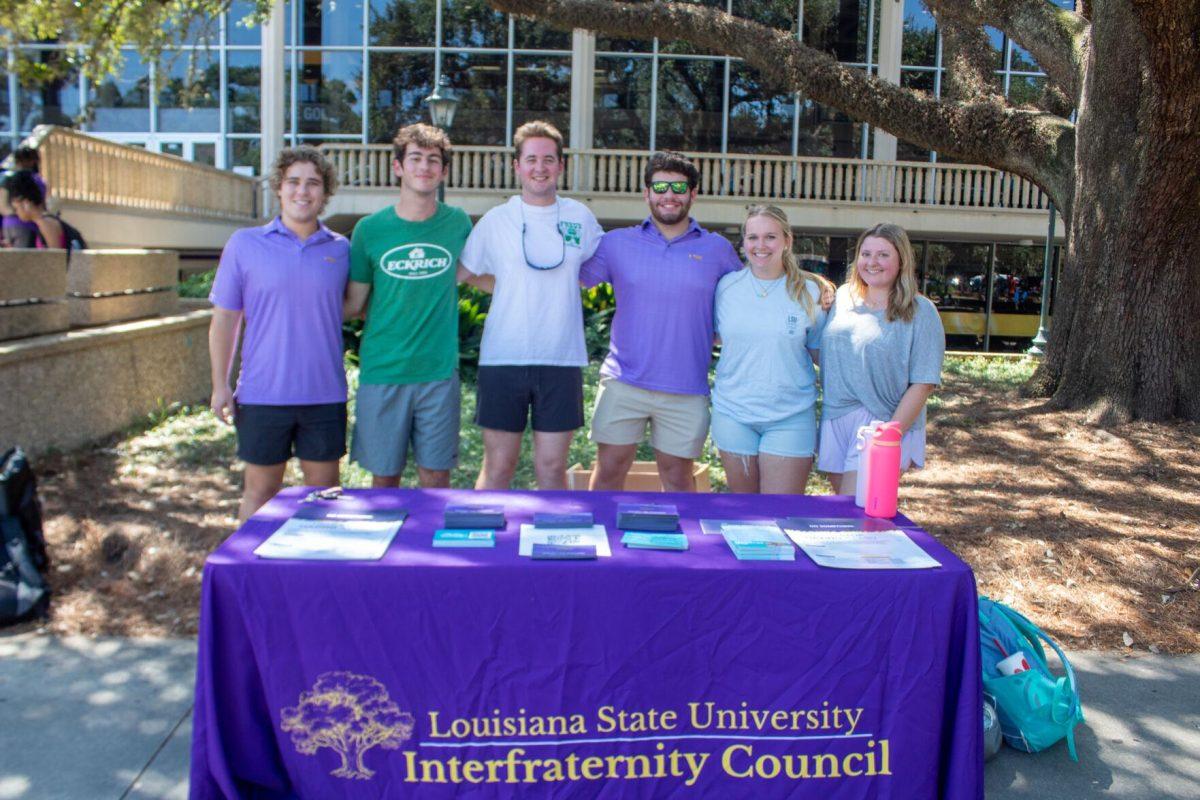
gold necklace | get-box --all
[750,272,783,298]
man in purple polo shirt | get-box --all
[580,152,742,492]
[208,146,350,521]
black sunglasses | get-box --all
[649,180,691,195]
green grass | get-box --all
[942,354,1037,387]
[120,353,1034,491]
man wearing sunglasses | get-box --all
[579,152,743,492]
[459,121,604,490]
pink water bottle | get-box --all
[865,422,903,518]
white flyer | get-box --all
[518,524,612,558]
[253,508,406,561]
[785,528,941,570]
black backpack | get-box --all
[0,447,50,625]
[34,213,87,251]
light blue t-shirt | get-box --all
[712,270,826,424]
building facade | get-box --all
[1,0,1067,349]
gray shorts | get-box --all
[350,374,461,477]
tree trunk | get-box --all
[1032,2,1200,422]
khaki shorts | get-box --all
[589,376,710,459]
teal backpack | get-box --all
[978,597,1084,761]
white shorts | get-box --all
[817,406,926,474]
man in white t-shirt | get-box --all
[460,121,603,489]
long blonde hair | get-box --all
[847,222,919,323]
[742,205,833,323]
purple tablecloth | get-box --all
[190,488,981,799]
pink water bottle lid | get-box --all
[873,423,903,446]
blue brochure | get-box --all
[533,512,595,529]
[616,503,680,532]
[621,532,689,551]
[432,529,496,548]
[531,543,597,560]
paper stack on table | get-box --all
[621,531,689,551]
[519,524,612,558]
[432,529,496,548]
[781,528,941,569]
[617,503,680,532]
[253,506,407,561]
[444,504,506,529]
[721,524,795,561]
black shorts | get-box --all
[235,402,347,465]
[475,366,584,433]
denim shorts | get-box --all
[710,406,817,458]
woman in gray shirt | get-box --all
[816,223,945,495]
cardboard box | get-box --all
[567,460,711,492]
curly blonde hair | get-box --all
[847,222,920,323]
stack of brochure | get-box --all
[621,531,689,551]
[533,512,594,528]
[432,529,496,548]
[616,503,679,532]
[444,504,506,529]
[721,523,796,561]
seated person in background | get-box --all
[817,222,945,495]
[2,147,48,248]
[712,205,833,495]
[3,170,64,250]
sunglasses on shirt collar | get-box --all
[649,180,691,195]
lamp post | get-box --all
[423,76,459,202]
[1028,202,1057,357]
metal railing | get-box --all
[27,126,260,221]
[320,144,1050,211]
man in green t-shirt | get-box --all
[344,123,488,487]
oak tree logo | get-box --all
[281,671,415,780]
[380,242,452,279]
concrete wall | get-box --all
[0,309,213,456]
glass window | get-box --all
[596,34,651,54]
[17,50,82,131]
[296,50,364,135]
[441,52,507,146]
[227,50,261,133]
[795,95,861,157]
[993,244,1045,316]
[228,137,261,173]
[655,57,725,152]
[982,27,1004,71]
[1009,43,1040,73]
[902,0,937,67]
[1006,75,1045,107]
[89,52,151,132]
[158,50,221,132]
[442,0,508,48]
[227,0,265,46]
[727,62,794,154]
[512,56,571,141]
[922,241,991,344]
[805,0,869,63]
[513,17,571,50]
[368,52,435,141]
[594,56,652,149]
[369,0,436,46]
[0,77,10,133]
[733,0,799,32]
[194,142,217,166]
[301,0,365,46]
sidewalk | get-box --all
[1,633,1198,799]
